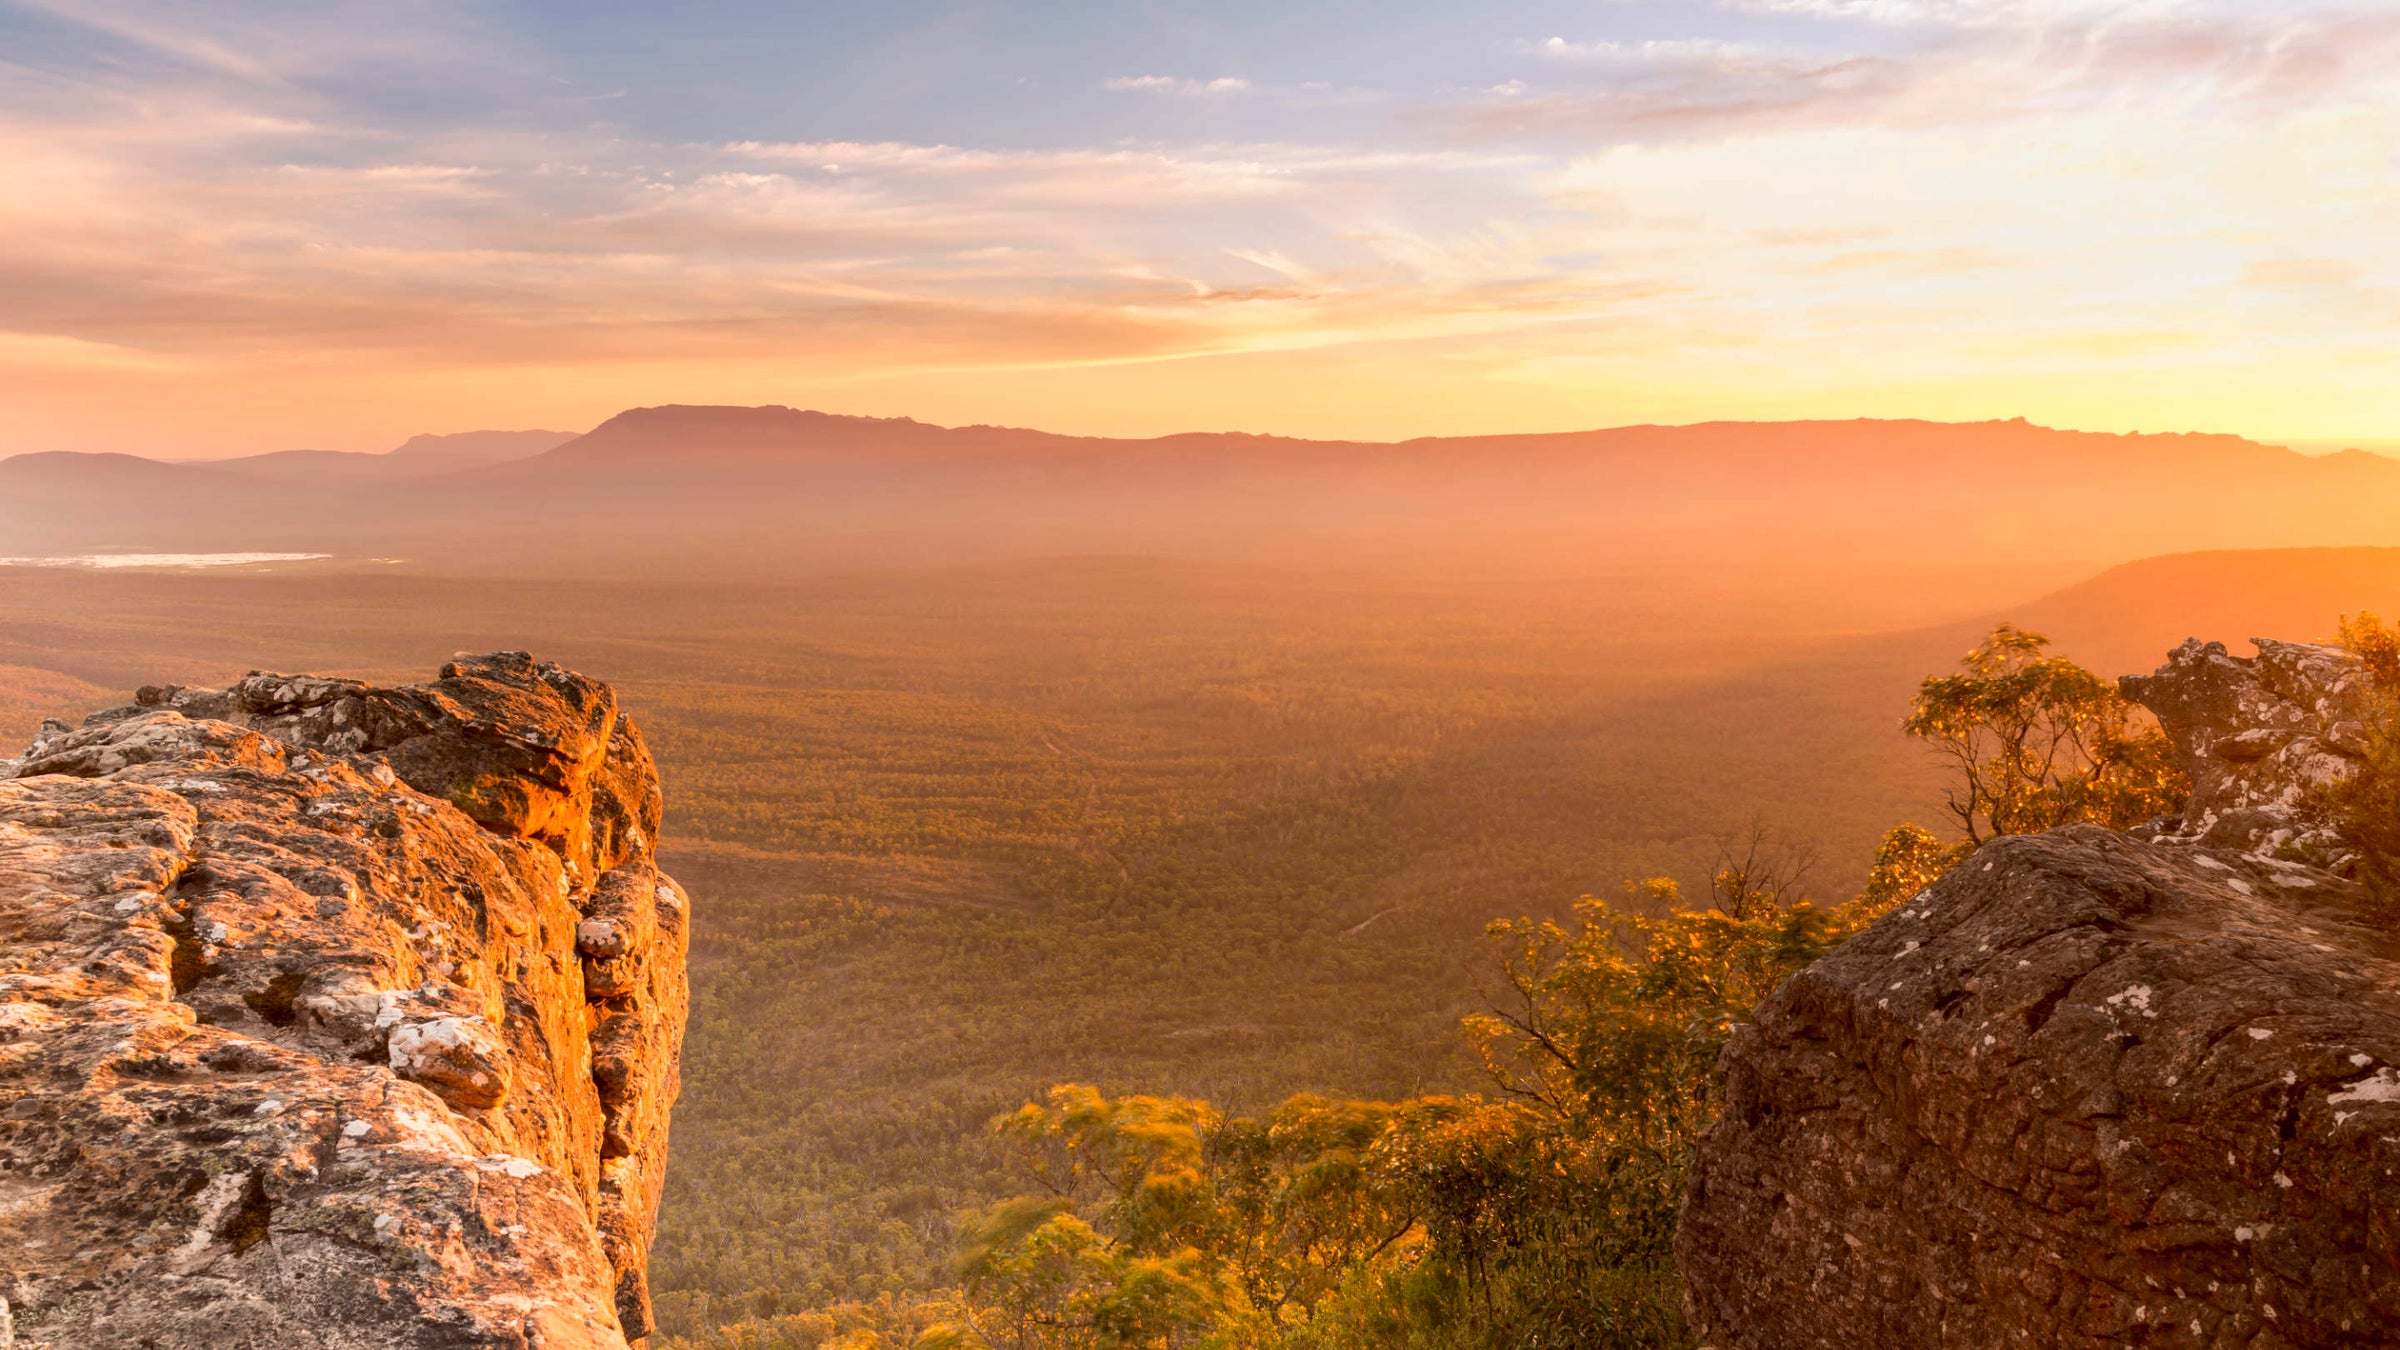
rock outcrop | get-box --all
[0,654,688,1348]
[1679,637,2400,1348]
[2120,637,2376,862]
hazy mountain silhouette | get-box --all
[384,429,578,466]
[2004,546,2400,677]
[0,451,239,492]
[198,429,578,485]
[467,405,2400,580]
[5,407,2397,586]
[204,450,432,487]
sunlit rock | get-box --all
[0,653,688,1347]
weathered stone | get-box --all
[0,654,688,1348]
[196,652,650,889]
[2120,637,2375,859]
[1679,637,2400,1349]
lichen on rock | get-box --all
[2119,637,2376,862]
[0,653,688,1348]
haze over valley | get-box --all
[6,1,2398,1346]
[10,407,2400,603]
[9,424,2400,1335]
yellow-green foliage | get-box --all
[938,871,1904,1350]
[2328,613,2400,918]
[1904,624,2187,843]
[2336,612,2400,685]
[651,1293,966,1350]
[944,1088,1415,1348]
[1857,823,1964,913]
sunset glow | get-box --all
[14,9,2400,1346]
[3,0,2397,455]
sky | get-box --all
[1,0,2396,456]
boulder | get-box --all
[0,654,688,1348]
[1678,637,2400,1348]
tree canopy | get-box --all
[915,865,1909,1350]
[1903,624,2185,844]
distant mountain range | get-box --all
[0,429,574,495]
[4,406,2396,583]
[199,431,581,486]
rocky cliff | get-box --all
[0,654,688,1348]
[1679,638,2400,1348]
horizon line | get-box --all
[46,406,2400,466]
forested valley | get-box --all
[4,548,2399,1346]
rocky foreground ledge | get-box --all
[1679,638,2400,1348]
[0,654,688,1348]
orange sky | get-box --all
[2,2,2396,457]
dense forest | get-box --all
[641,619,2201,1349]
[2,550,2397,1343]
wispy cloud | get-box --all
[0,0,2396,451]
[1464,5,2400,142]
[6,0,279,79]
[1104,75,1253,97]
[1518,37,1779,69]
[1716,0,2117,26]
[0,83,1564,378]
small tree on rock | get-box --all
[2326,613,2400,920]
[1903,624,2185,845]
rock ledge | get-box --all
[0,654,688,1349]
[1679,637,2400,1348]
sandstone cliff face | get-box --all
[1679,638,2400,1348]
[0,654,688,1349]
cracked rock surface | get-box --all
[0,653,688,1348]
[1678,637,2400,1348]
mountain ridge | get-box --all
[6,407,2399,580]
[4,409,2317,477]
[516,404,2303,469]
